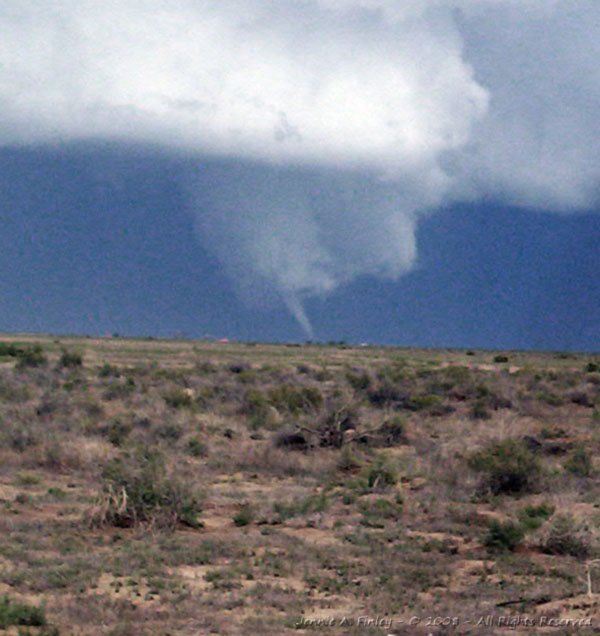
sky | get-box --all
[0,1,598,351]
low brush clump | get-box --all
[89,448,203,530]
[468,438,542,496]
[58,349,83,368]
[484,521,525,553]
[0,595,48,629]
[541,514,594,559]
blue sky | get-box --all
[0,2,598,351]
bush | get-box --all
[540,426,566,439]
[0,378,30,403]
[273,430,309,451]
[243,389,268,416]
[233,503,254,527]
[187,437,208,457]
[102,378,136,400]
[346,371,371,391]
[367,382,406,408]
[15,345,47,369]
[90,449,202,530]
[565,447,593,477]
[228,361,251,374]
[98,363,121,378]
[268,385,323,414]
[104,419,132,447]
[242,389,280,430]
[359,497,403,527]
[0,595,46,628]
[493,355,509,363]
[405,393,442,412]
[542,514,591,559]
[59,349,83,368]
[359,456,398,492]
[373,416,406,447]
[469,399,491,420]
[272,493,329,523]
[586,362,599,373]
[484,521,524,553]
[155,423,183,442]
[468,439,542,495]
[518,503,555,531]
[163,389,194,409]
[337,444,362,472]
[569,391,594,408]
[537,391,564,407]
[0,342,20,358]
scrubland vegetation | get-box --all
[0,335,599,634]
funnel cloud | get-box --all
[0,1,598,334]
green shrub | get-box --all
[242,389,279,430]
[59,349,83,368]
[565,447,593,477]
[233,503,254,527]
[155,423,183,442]
[484,521,524,553]
[163,390,193,409]
[337,444,362,472]
[537,391,564,407]
[0,379,30,403]
[359,456,398,492]
[104,419,131,447]
[518,503,555,531]
[468,439,541,495]
[359,497,402,528]
[243,389,268,415]
[187,437,208,457]
[102,378,136,400]
[1,342,50,369]
[540,426,566,439]
[91,450,202,530]
[586,362,599,373]
[272,492,329,523]
[0,595,46,628]
[15,345,47,369]
[440,365,471,384]
[268,385,323,414]
[493,355,509,363]
[346,371,371,391]
[367,381,405,407]
[47,487,67,500]
[373,416,406,447]
[405,393,442,411]
[14,472,41,487]
[98,363,121,378]
[0,342,21,358]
